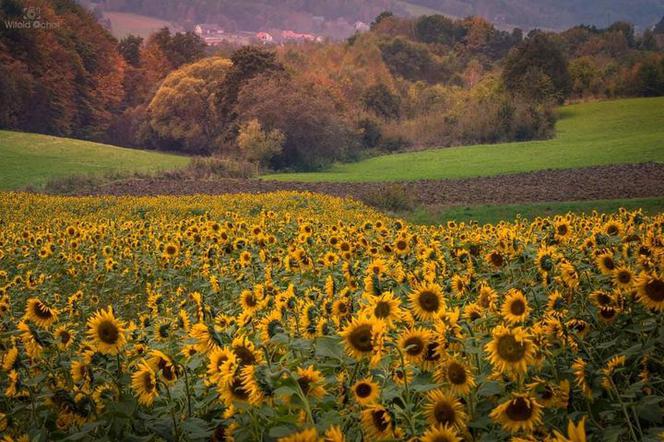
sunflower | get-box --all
[352,378,380,405]
[477,284,498,310]
[258,310,286,343]
[54,326,75,350]
[596,251,617,275]
[131,361,158,406]
[231,335,263,366]
[162,242,179,259]
[554,221,572,241]
[340,316,384,362]
[603,220,623,236]
[424,389,468,430]
[409,283,446,320]
[485,250,504,268]
[24,298,59,329]
[612,266,634,290]
[536,245,557,275]
[240,365,266,405]
[148,350,178,384]
[295,365,326,399]
[323,425,345,442]
[553,416,587,442]
[190,322,221,354]
[86,307,126,355]
[490,393,542,433]
[278,428,319,442]
[218,372,251,406]
[571,358,592,399]
[1,347,18,372]
[435,357,475,396]
[360,405,397,440]
[364,292,403,326]
[501,289,530,324]
[635,271,664,312]
[601,355,626,391]
[484,325,535,376]
[420,424,461,442]
[398,327,431,363]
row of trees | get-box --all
[1,0,663,172]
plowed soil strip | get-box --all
[81,163,664,207]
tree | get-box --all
[118,35,143,67]
[362,84,401,120]
[236,74,357,171]
[371,11,394,30]
[415,14,466,45]
[148,57,232,153]
[379,38,446,83]
[237,119,285,167]
[503,32,571,102]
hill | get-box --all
[263,97,664,183]
[0,131,189,190]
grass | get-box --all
[104,12,176,39]
[0,130,190,190]
[263,97,664,183]
[406,197,664,225]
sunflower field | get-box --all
[0,192,663,442]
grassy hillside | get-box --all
[104,12,176,39]
[0,131,189,190]
[263,97,664,183]
[408,196,664,225]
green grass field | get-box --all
[408,197,664,225]
[0,130,189,190]
[264,97,664,183]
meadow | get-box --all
[0,130,189,191]
[1,191,662,441]
[263,97,664,183]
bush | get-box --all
[361,183,415,212]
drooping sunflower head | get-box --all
[489,393,542,433]
[130,361,158,407]
[409,283,446,320]
[360,405,396,440]
[86,307,126,355]
[24,298,58,329]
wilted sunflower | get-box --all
[351,377,380,405]
[485,325,535,376]
[635,271,664,312]
[131,361,158,406]
[571,358,593,399]
[420,424,461,442]
[424,389,468,430]
[295,365,326,399]
[360,405,397,440]
[501,289,530,324]
[435,357,475,396]
[490,393,542,433]
[24,298,59,329]
[86,307,126,355]
[409,283,446,320]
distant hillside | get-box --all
[405,0,664,30]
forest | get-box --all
[1,0,664,172]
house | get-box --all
[354,21,370,33]
[194,24,224,37]
[256,32,273,44]
[282,30,317,43]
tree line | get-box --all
[1,0,663,172]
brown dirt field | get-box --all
[76,163,664,207]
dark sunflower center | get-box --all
[267,319,283,338]
[96,320,119,344]
[505,397,533,421]
[374,301,391,318]
[510,299,526,316]
[143,372,155,393]
[644,278,664,302]
[245,295,257,307]
[447,362,467,385]
[540,386,554,400]
[34,302,53,319]
[496,335,526,362]
[617,271,631,284]
[433,401,456,425]
[430,436,454,442]
[557,225,568,236]
[418,291,440,312]
[355,383,372,398]
[491,252,503,266]
[602,257,615,270]
[349,324,373,353]
[371,409,390,432]
[297,376,312,395]
[234,346,257,365]
[596,293,612,306]
[600,307,617,319]
[166,246,177,255]
[231,377,249,400]
[60,331,71,344]
[539,255,553,271]
[425,342,440,362]
[396,240,407,250]
[607,225,619,235]
[404,336,425,356]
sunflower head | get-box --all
[86,307,126,355]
